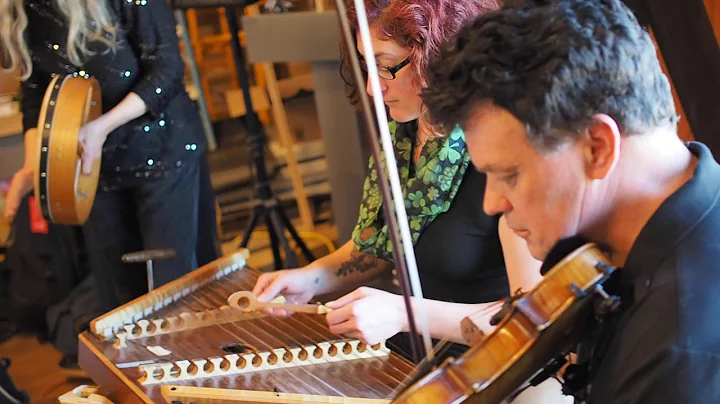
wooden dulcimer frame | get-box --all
[78,250,415,404]
[34,73,102,225]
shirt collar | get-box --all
[624,142,720,292]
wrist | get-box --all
[18,166,33,177]
[301,264,333,295]
[397,294,412,333]
[96,113,119,136]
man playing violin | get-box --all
[422,0,720,402]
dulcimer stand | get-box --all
[171,0,315,270]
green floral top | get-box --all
[351,120,472,262]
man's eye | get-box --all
[501,173,518,187]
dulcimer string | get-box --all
[184,283,348,395]
[334,0,434,365]
[216,272,406,390]
[130,273,340,394]
[232,270,414,390]
[194,276,354,394]
[181,270,405,397]
[125,260,409,395]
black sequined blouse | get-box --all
[22,0,205,189]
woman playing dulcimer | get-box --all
[252,0,567,401]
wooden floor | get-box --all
[0,334,88,403]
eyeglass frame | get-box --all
[359,55,412,80]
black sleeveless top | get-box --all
[388,166,510,362]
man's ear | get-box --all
[583,114,621,179]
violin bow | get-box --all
[333,0,434,363]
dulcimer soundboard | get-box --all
[78,250,415,403]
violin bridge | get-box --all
[137,340,391,385]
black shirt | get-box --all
[586,142,720,403]
[414,167,509,304]
[22,0,205,189]
[389,166,509,362]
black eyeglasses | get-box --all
[359,56,411,80]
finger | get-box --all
[4,170,33,220]
[325,302,356,326]
[23,129,38,170]
[3,198,19,221]
[338,331,368,345]
[251,273,275,297]
[255,276,288,303]
[82,153,94,175]
[262,307,287,317]
[325,287,370,309]
[328,317,360,336]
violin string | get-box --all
[465,300,507,340]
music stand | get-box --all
[172,1,315,269]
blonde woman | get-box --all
[1,0,205,312]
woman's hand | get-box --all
[78,117,112,175]
[3,167,34,221]
[251,268,324,317]
[324,287,408,345]
[3,128,39,221]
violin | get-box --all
[391,241,620,404]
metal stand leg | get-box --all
[222,6,315,270]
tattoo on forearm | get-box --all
[335,250,378,277]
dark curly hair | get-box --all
[339,0,501,107]
[422,0,679,150]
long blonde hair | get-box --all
[0,0,117,81]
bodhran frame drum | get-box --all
[34,73,102,225]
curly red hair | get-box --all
[340,0,501,106]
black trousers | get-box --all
[83,162,200,312]
[4,199,89,337]
[195,154,221,267]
